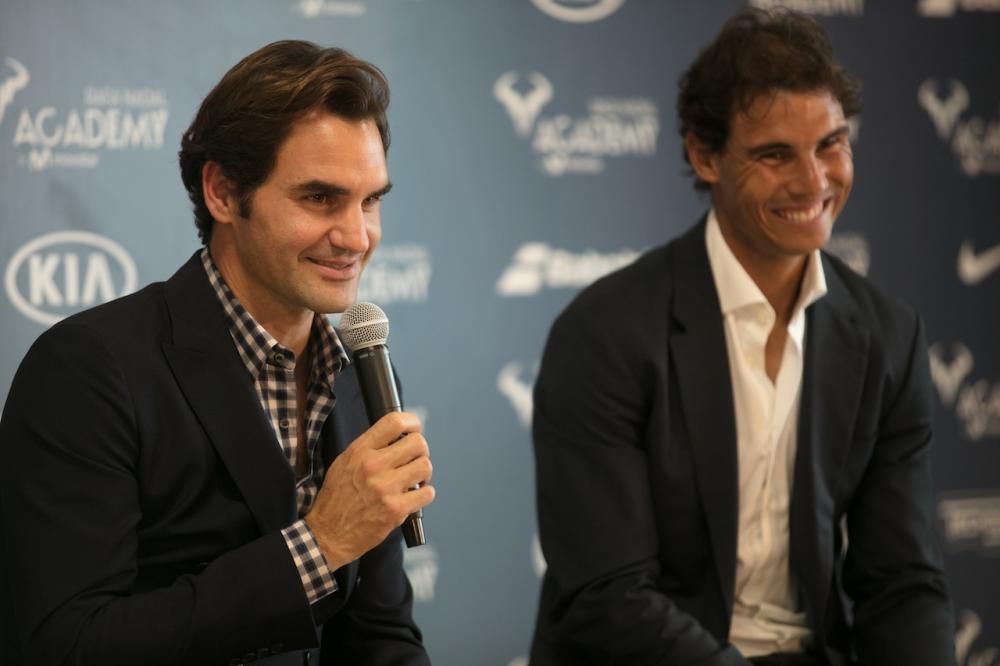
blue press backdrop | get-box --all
[1,1,998,664]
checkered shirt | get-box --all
[201,249,347,604]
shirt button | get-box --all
[279,419,291,430]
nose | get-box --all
[788,154,828,197]
[328,203,370,255]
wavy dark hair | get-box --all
[179,40,391,243]
[677,8,861,190]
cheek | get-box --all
[830,151,854,185]
[365,215,382,247]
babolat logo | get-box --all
[955,609,999,666]
[749,0,863,15]
[402,544,438,603]
[357,244,432,305]
[918,79,1000,176]
[497,360,538,429]
[938,493,1000,555]
[929,342,1000,441]
[918,0,1000,16]
[496,242,639,296]
[530,0,626,23]
[493,71,659,176]
[295,0,366,17]
[5,57,168,172]
[5,231,138,326]
[824,232,870,276]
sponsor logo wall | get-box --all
[493,71,659,176]
[3,58,169,173]
[1,2,997,664]
[919,79,1000,176]
[5,231,138,326]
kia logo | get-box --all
[5,230,138,326]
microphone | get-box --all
[340,302,426,548]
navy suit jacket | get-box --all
[0,253,428,666]
[530,221,954,666]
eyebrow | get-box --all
[369,182,393,199]
[746,125,850,157]
[290,180,393,200]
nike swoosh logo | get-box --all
[958,241,1000,285]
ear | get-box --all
[202,161,242,226]
[684,132,721,186]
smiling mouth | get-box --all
[773,199,829,223]
[306,256,359,278]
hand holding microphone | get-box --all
[340,302,427,548]
[305,303,431,570]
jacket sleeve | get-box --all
[0,322,319,666]
[319,528,429,666]
[531,307,749,666]
[843,314,956,666]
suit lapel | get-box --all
[791,254,869,630]
[160,254,296,535]
[667,223,740,618]
[322,360,366,467]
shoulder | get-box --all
[35,280,170,352]
[555,235,685,337]
[822,251,921,349]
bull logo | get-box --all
[493,71,553,137]
[0,57,29,126]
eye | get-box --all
[362,193,385,209]
[820,133,849,151]
[759,150,789,163]
[306,193,330,205]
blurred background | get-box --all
[1,1,998,663]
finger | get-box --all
[377,432,429,468]
[358,411,423,451]
[395,484,435,520]
[385,454,433,491]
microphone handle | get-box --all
[353,345,426,548]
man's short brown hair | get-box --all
[179,40,391,243]
[677,8,861,190]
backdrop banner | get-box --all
[1,1,997,664]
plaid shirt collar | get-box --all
[199,248,349,383]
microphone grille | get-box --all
[340,302,389,350]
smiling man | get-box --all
[531,9,955,666]
[0,42,433,666]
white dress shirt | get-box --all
[704,210,828,657]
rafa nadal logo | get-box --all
[497,361,537,428]
[929,342,973,406]
[929,342,1000,441]
[493,72,553,138]
[918,79,1000,176]
[918,79,969,140]
[0,57,29,126]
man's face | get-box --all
[691,89,853,270]
[215,112,389,321]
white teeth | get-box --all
[776,202,824,222]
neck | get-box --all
[753,257,808,325]
[715,221,809,324]
[209,240,313,357]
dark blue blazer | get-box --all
[0,253,428,666]
[530,221,954,666]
